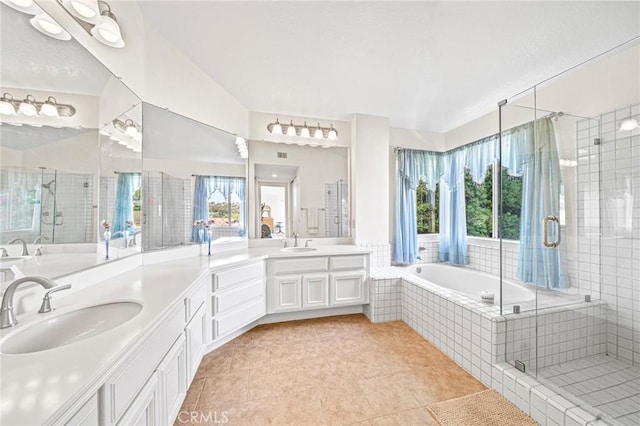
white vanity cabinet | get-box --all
[210,261,266,341]
[98,274,210,426]
[266,254,369,314]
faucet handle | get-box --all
[282,240,288,248]
[0,248,7,257]
[38,284,72,314]
[305,240,312,247]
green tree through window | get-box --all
[416,180,439,234]
[414,166,522,240]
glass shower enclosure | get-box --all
[499,37,639,425]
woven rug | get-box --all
[427,390,539,426]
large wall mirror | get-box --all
[0,3,142,283]
[141,103,248,252]
[249,140,349,240]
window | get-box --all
[416,179,439,234]
[464,166,522,240]
[207,189,241,227]
[465,168,493,237]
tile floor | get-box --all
[537,354,640,425]
[176,314,486,425]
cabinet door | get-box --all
[268,275,302,313]
[117,373,159,426]
[185,303,206,384]
[330,271,367,306]
[302,273,329,309]
[157,334,187,426]
[64,393,99,426]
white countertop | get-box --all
[0,245,370,425]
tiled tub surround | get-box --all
[367,266,619,425]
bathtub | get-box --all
[404,263,535,305]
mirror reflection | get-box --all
[249,140,349,239]
[141,103,247,252]
[0,2,142,281]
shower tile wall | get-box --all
[576,104,640,365]
[467,243,519,281]
[50,173,95,243]
[324,182,349,238]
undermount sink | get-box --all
[0,301,142,355]
[280,247,317,253]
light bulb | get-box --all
[314,123,323,139]
[125,122,137,137]
[271,119,282,135]
[300,122,310,138]
[618,118,639,131]
[328,124,337,140]
[0,94,16,115]
[30,13,72,40]
[18,96,38,117]
[40,97,59,117]
[91,10,125,48]
[286,121,296,136]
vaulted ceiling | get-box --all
[138,1,639,133]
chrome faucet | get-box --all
[7,238,28,256]
[293,233,299,247]
[38,284,72,314]
[33,236,48,244]
[282,239,288,248]
[305,239,312,248]
[132,230,142,246]
[0,276,57,328]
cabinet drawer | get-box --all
[185,277,207,323]
[213,299,265,340]
[213,262,263,292]
[330,255,367,271]
[270,257,328,275]
[213,278,264,315]
[100,306,184,425]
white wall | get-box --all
[351,114,389,244]
[0,147,22,167]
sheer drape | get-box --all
[507,119,566,288]
[393,150,441,264]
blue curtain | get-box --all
[192,176,247,242]
[393,150,441,264]
[113,173,140,238]
[508,119,566,288]
[191,176,210,243]
[439,150,468,265]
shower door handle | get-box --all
[543,215,560,248]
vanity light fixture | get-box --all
[235,136,248,159]
[0,0,42,15]
[90,1,125,48]
[124,119,137,137]
[30,11,72,40]
[267,119,338,141]
[618,117,639,132]
[61,0,101,24]
[0,92,76,117]
[112,117,140,138]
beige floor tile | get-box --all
[186,314,487,425]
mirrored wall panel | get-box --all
[0,3,142,281]
[141,103,248,251]
[249,140,350,239]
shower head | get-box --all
[41,179,55,189]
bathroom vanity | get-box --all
[0,245,370,425]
